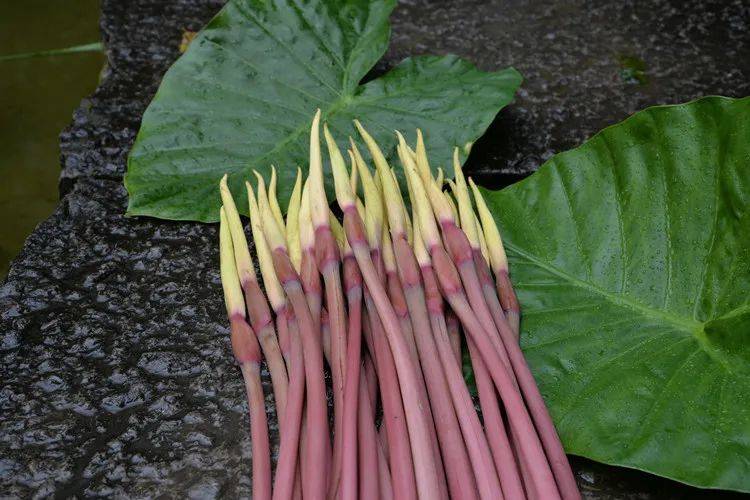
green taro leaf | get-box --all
[483,96,750,492]
[124,0,521,222]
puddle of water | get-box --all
[0,0,105,277]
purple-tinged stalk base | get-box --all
[241,279,289,424]
[445,311,462,367]
[466,334,525,500]
[394,237,472,500]
[363,289,417,500]
[442,223,516,380]
[340,254,363,500]
[316,227,347,499]
[431,246,561,500]
[496,268,521,340]
[421,264,505,500]
[272,249,330,500]
[300,249,322,334]
[343,207,442,500]
[357,366,380,500]
[272,317,305,500]
[230,317,272,500]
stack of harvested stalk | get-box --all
[218,110,580,500]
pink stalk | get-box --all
[460,168,578,500]
[244,280,289,418]
[466,333,525,500]
[336,123,442,499]
[363,351,378,414]
[301,251,322,331]
[383,235,420,365]
[420,261,510,500]
[409,182,508,500]
[497,269,521,340]
[363,286,417,500]
[321,307,332,365]
[272,316,306,500]
[340,248,363,500]
[377,138,449,500]
[431,246,561,500]
[471,248,538,495]
[358,366,380,500]
[271,249,330,500]
[219,209,271,500]
[384,234,446,498]
[257,164,332,498]
[441,222,516,381]
[234,320,273,500]
[220,177,289,425]
[389,269,420,364]
[393,236,477,500]
[473,247,580,500]
[361,315,377,382]
[445,311,462,367]
[406,164,555,496]
[469,178,521,340]
[377,437,395,500]
[317,124,348,498]
[319,252,347,428]
[299,181,323,334]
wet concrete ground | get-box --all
[1,0,748,497]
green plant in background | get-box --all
[124,0,522,222]
[482,96,750,492]
[0,0,104,277]
[0,42,102,62]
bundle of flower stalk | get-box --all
[218,110,580,500]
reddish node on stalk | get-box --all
[408,155,554,498]
[273,314,305,500]
[350,121,443,500]
[466,178,578,498]
[469,178,520,339]
[358,369,381,500]
[431,244,561,500]
[408,153,515,500]
[381,226,419,364]
[298,179,322,333]
[340,239,363,500]
[219,207,271,500]
[320,123,353,498]
[220,176,288,425]
[245,180,290,346]
[250,180,331,500]
[362,287,417,500]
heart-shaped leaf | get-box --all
[483,96,750,492]
[124,0,521,222]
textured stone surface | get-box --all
[1,0,748,497]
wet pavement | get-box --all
[1,0,748,497]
